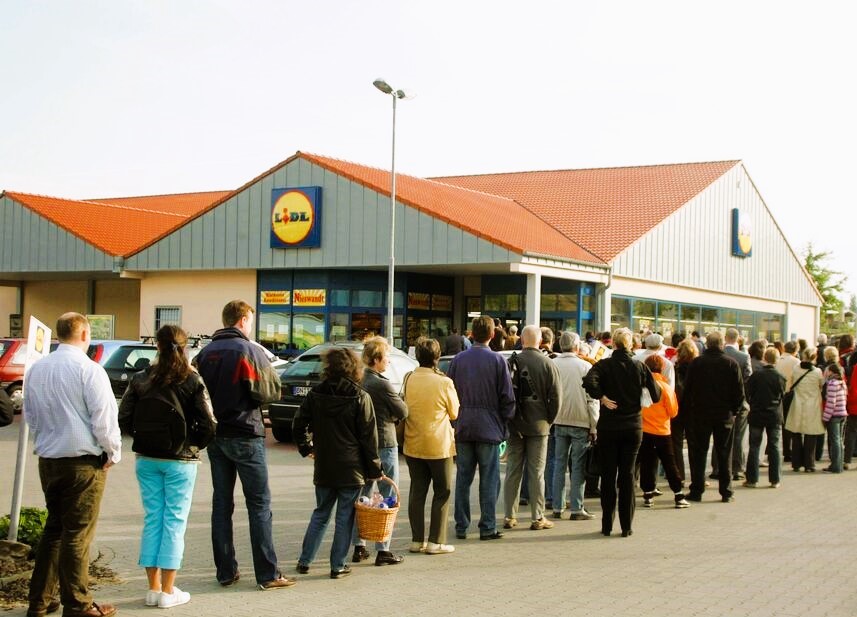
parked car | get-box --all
[438,349,514,375]
[267,341,418,443]
[103,343,159,398]
[0,339,27,413]
[87,339,142,365]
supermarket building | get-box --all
[0,152,822,350]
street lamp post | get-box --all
[373,78,409,345]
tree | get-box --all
[803,244,846,327]
[850,294,857,315]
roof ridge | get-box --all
[91,189,231,201]
[303,152,523,204]
[431,159,741,179]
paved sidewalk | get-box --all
[3,418,856,617]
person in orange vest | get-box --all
[639,354,690,509]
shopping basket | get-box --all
[354,476,400,543]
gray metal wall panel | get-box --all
[126,159,516,271]
[0,197,114,274]
[612,165,818,306]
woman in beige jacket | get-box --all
[403,337,460,555]
[784,347,824,472]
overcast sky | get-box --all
[2,1,854,302]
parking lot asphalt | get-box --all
[3,417,856,617]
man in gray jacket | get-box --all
[551,332,599,520]
[503,325,562,530]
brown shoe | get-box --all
[258,576,297,590]
[530,518,554,530]
[61,602,116,617]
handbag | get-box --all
[782,369,812,414]
[584,443,600,478]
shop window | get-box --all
[737,311,755,341]
[484,294,521,312]
[681,305,701,336]
[581,292,594,313]
[580,318,595,338]
[700,307,720,331]
[257,312,290,353]
[540,294,556,313]
[720,309,737,330]
[352,290,383,308]
[758,314,782,342]
[632,300,656,333]
[293,313,325,350]
[155,306,181,331]
[329,313,349,342]
[657,302,678,341]
[330,289,350,306]
[611,297,631,330]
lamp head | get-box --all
[373,78,393,94]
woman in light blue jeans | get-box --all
[119,326,216,609]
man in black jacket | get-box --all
[744,347,786,488]
[195,300,293,590]
[684,331,746,503]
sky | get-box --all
[2,1,855,302]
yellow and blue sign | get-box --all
[271,187,322,248]
[731,208,752,257]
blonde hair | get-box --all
[361,336,390,367]
[612,327,633,351]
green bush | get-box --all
[0,507,47,557]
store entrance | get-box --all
[351,312,383,341]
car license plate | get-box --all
[292,386,311,397]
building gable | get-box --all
[612,164,821,306]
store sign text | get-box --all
[261,290,290,305]
[294,289,326,306]
[271,187,322,248]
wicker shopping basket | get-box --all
[355,476,400,543]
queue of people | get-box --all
[18,305,856,616]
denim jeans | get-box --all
[844,416,857,464]
[298,486,361,572]
[827,417,845,472]
[454,441,500,537]
[746,424,781,484]
[552,426,590,513]
[208,436,279,585]
[136,457,198,570]
[352,446,399,551]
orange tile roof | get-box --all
[91,191,232,216]
[2,191,227,258]
[433,161,739,260]
[298,152,605,265]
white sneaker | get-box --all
[425,542,455,554]
[158,587,190,609]
[145,590,161,606]
[409,542,427,553]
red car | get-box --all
[0,339,27,413]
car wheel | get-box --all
[7,384,22,414]
[271,425,292,443]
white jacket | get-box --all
[552,353,599,432]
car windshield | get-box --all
[0,340,10,357]
[281,355,322,378]
[103,347,158,370]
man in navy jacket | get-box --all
[448,315,515,541]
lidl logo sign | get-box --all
[731,208,752,258]
[271,187,322,248]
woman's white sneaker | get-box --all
[145,590,161,606]
[425,543,455,554]
[158,587,190,609]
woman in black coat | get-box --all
[583,328,660,537]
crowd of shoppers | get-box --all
[17,305,856,614]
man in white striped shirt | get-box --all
[24,313,121,617]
